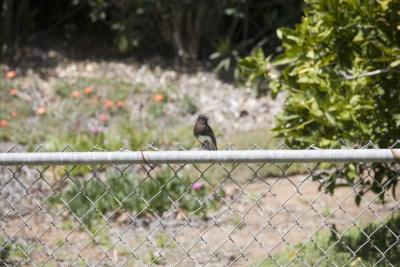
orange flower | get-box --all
[84,87,93,95]
[11,111,18,118]
[116,100,125,108]
[9,88,18,96]
[103,99,114,109]
[98,113,109,122]
[153,93,165,103]
[6,70,16,79]
[70,90,81,98]
[36,107,47,115]
[0,119,8,127]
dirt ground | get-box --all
[1,166,398,267]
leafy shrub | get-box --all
[0,235,24,265]
[238,48,273,96]
[272,0,400,148]
[241,0,400,201]
[49,168,222,230]
[339,213,400,264]
[0,236,10,265]
[261,214,400,266]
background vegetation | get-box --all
[262,213,400,266]
[240,0,400,201]
[49,168,223,231]
[1,0,302,71]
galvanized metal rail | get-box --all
[0,149,399,165]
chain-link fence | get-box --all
[1,144,400,266]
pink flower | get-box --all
[191,182,203,191]
[98,113,109,123]
[89,126,101,134]
[87,119,104,134]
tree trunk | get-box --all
[186,4,205,60]
[2,0,15,57]
[16,0,30,44]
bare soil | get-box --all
[1,171,397,267]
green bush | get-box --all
[339,213,400,264]
[0,236,10,265]
[0,235,25,265]
[272,0,400,148]
[238,48,273,96]
[49,168,222,231]
[240,0,400,201]
[261,214,400,266]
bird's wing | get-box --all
[197,135,214,150]
[207,125,217,150]
[193,124,198,138]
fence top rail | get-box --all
[0,149,399,165]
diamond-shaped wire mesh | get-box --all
[1,144,400,266]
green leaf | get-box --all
[393,114,400,127]
[390,59,400,68]
[350,95,361,105]
[272,54,296,66]
[325,112,336,124]
[117,35,129,53]
[352,30,364,42]
[276,28,284,39]
[380,0,391,11]
[239,58,257,69]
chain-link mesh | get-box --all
[1,143,400,266]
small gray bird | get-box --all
[193,114,217,150]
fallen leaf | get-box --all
[116,212,132,225]
[175,209,187,220]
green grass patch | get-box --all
[45,123,148,152]
[0,75,149,152]
[227,129,280,149]
[49,168,223,231]
[0,235,26,265]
